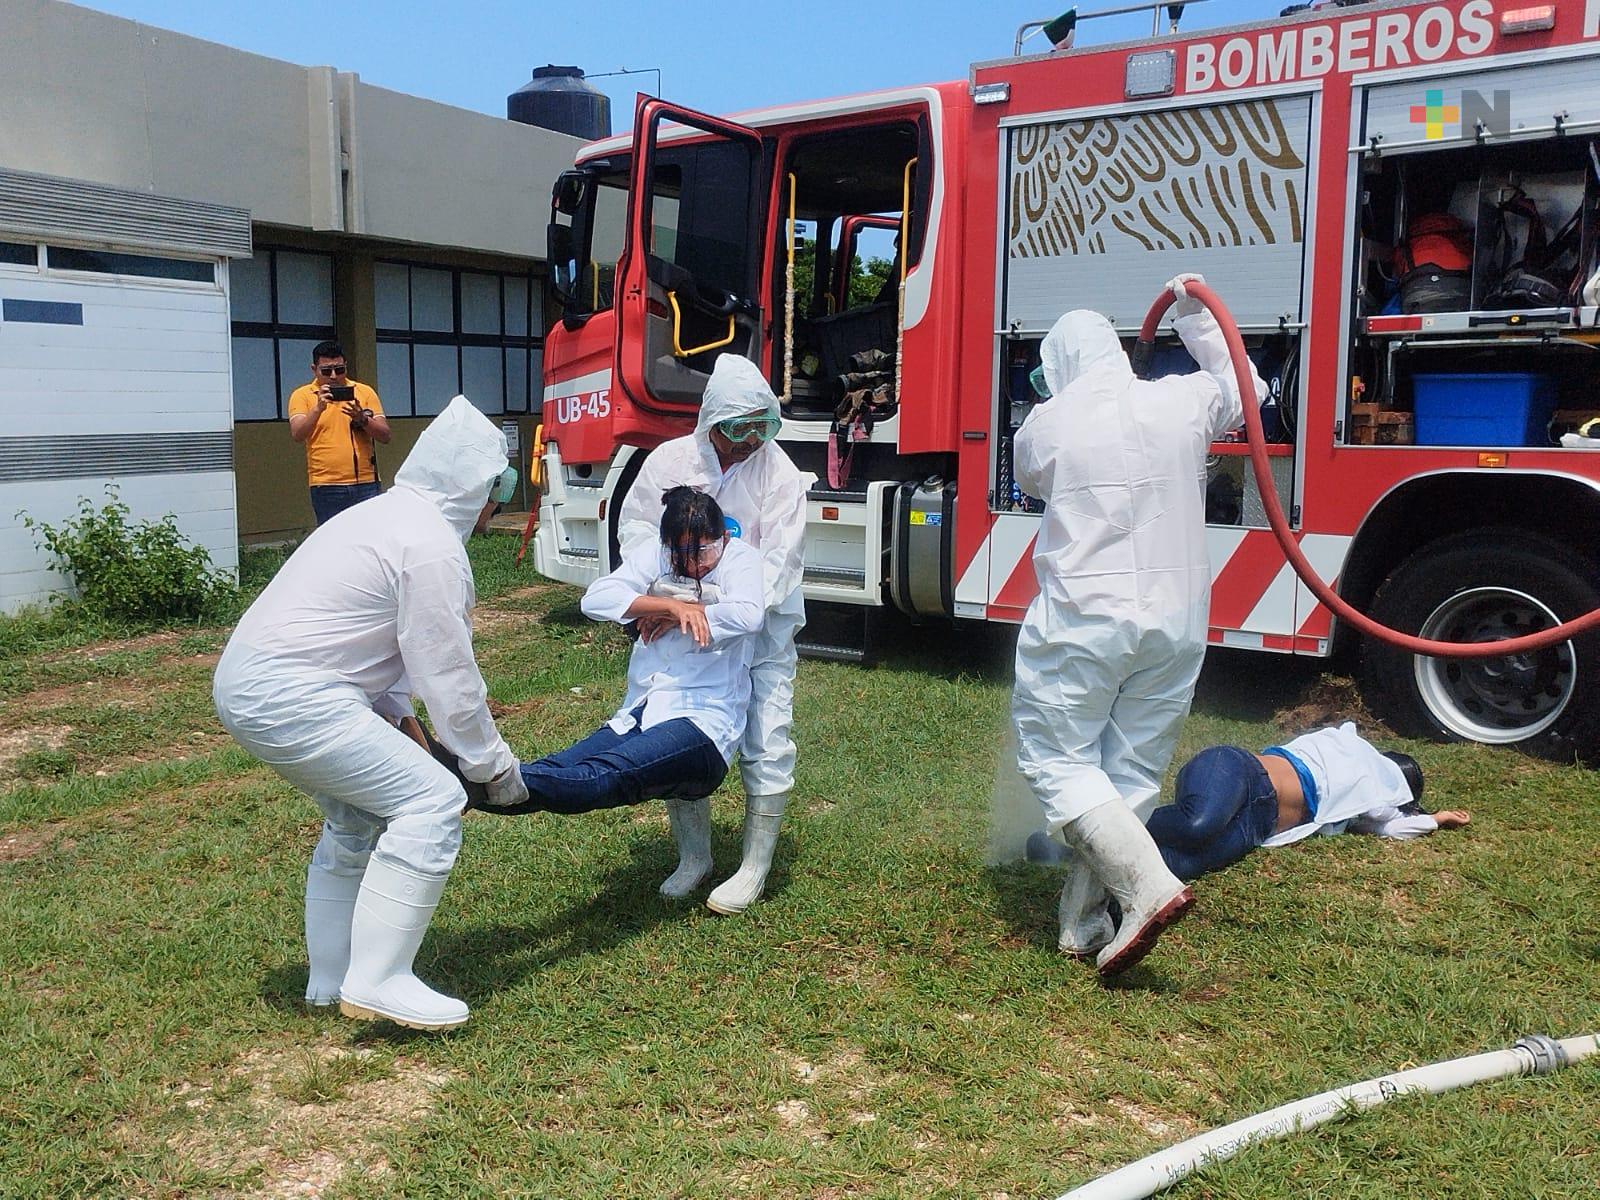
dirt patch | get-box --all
[0,820,73,864]
[89,731,233,778]
[1271,675,1388,739]
[158,1040,452,1198]
[773,1097,829,1144]
[5,673,180,717]
[47,630,188,662]
[471,585,559,636]
[777,1044,893,1132]
[1108,1096,1197,1140]
[0,724,72,775]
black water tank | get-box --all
[508,66,610,141]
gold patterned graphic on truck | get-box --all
[1009,99,1306,258]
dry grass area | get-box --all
[130,1041,453,1199]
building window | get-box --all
[374,261,542,418]
[47,245,215,283]
[0,240,39,267]
[229,249,337,421]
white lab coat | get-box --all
[616,354,810,796]
[214,396,514,876]
[1262,723,1437,846]
[582,537,765,762]
[1011,309,1265,830]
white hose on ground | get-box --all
[1055,1033,1599,1200]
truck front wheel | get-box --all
[1358,530,1600,763]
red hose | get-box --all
[1138,283,1600,659]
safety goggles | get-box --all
[717,415,782,443]
[670,537,725,568]
[1027,364,1051,399]
[317,363,349,378]
[489,466,518,505]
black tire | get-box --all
[1358,528,1600,763]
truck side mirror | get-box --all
[548,223,582,312]
[553,171,587,216]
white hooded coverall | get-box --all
[616,354,809,798]
[213,396,516,879]
[1011,309,1264,831]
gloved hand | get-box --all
[483,764,530,810]
[1165,272,1206,319]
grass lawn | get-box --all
[1,534,1596,1199]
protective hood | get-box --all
[1039,310,1134,398]
[695,353,780,436]
[393,395,509,539]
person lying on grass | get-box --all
[466,485,765,817]
[1145,722,1471,882]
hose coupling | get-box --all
[1514,1034,1568,1075]
[1130,338,1155,380]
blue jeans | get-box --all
[1146,746,1279,881]
[495,716,727,816]
[310,481,381,525]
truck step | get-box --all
[797,601,873,666]
[796,640,867,664]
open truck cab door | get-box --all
[616,97,773,415]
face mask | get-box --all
[489,466,518,504]
[1028,364,1051,400]
[717,415,782,443]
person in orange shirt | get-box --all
[288,341,393,525]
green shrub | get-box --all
[20,489,237,624]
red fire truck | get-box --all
[534,0,1600,760]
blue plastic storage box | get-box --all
[1411,372,1556,447]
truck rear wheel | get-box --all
[1358,530,1600,763]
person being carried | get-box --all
[1147,722,1470,882]
[472,487,765,817]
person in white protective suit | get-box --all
[213,396,529,1031]
[616,353,809,915]
[1010,273,1266,978]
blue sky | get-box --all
[85,0,1288,125]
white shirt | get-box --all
[581,537,765,762]
[1262,723,1438,847]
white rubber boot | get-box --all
[659,797,714,898]
[1060,800,1193,978]
[706,792,788,916]
[1056,849,1116,959]
[338,858,469,1030]
[304,864,363,1006]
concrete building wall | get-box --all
[1,0,326,230]
[0,0,583,255]
[346,81,572,259]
